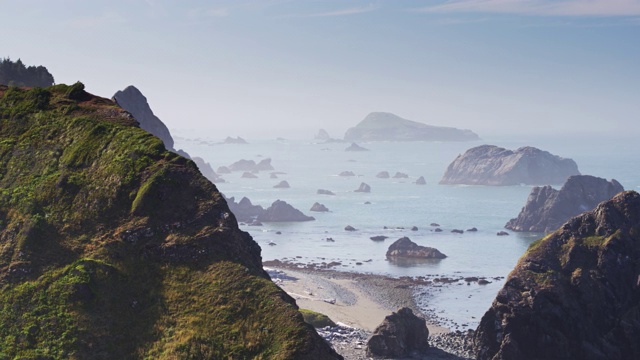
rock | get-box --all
[310,202,329,212]
[224,196,265,222]
[339,171,355,177]
[229,158,274,172]
[344,112,479,142]
[217,166,231,174]
[370,236,388,241]
[273,180,290,188]
[496,231,509,236]
[241,172,258,179]
[430,223,440,227]
[223,136,248,144]
[475,191,640,360]
[345,225,357,231]
[354,183,371,193]
[434,228,443,232]
[366,307,430,357]
[411,226,418,231]
[392,172,409,179]
[377,171,390,178]
[440,145,580,186]
[505,175,624,233]
[257,200,315,222]
[477,279,490,285]
[315,129,331,141]
[364,201,371,204]
[345,142,369,151]
[270,173,278,179]
[415,176,426,185]
[386,237,446,259]
[466,227,478,232]
[317,189,336,195]
[451,229,464,234]
[191,156,224,183]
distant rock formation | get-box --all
[223,136,248,144]
[317,189,336,196]
[229,158,274,172]
[241,172,258,178]
[496,231,509,236]
[354,182,371,193]
[310,202,329,212]
[370,236,388,241]
[415,176,426,185]
[113,86,175,151]
[345,143,369,151]
[475,191,640,360]
[217,166,231,174]
[344,112,479,142]
[257,200,315,222]
[270,173,278,179]
[345,225,357,231]
[273,180,290,189]
[386,237,446,259]
[366,308,430,358]
[505,175,624,233]
[224,196,265,222]
[393,172,408,179]
[339,171,355,177]
[315,129,331,140]
[440,145,580,186]
[376,171,390,179]
[191,156,224,183]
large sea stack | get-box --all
[474,191,640,360]
[506,175,624,233]
[344,112,479,142]
[440,145,580,186]
[0,84,340,359]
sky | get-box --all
[3,0,640,139]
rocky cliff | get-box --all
[506,175,624,233]
[474,191,640,360]
[344,112,479,142]
[0,84,340,359]
[440,145,580,186]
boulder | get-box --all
[339,171,355,177]
[345,142,369,151]
[466,227,478,232]
[411,226,418,231]
[475,191,640,360]
[345,225,357,231]
[273,180,290,189]
[376,171,390,179]
[317,189,336,196]
[451,229,464,234]
[310,202,329,212]
[386,237,446,259]
[434,228,443,232]
[370,236,388,241]
[496,231,509,236]
[440,145,580,186]
[505,175,624,233]
[257,200,315,222]
[393,172,409,179]
[366,307,430,358]
[415,176,426,185]
[344,112,479,142]
[430,223,440,227]
[354,182,371,193]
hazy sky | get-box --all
[4,0,639,139]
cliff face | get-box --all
[0,84,340,359]
[506,175,624,233]
[440,145,580,186]
[474,191,640,360]
[344,112,479,142]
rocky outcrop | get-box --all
[310,202,329,212]
[257,200,315,222]
[366,307,430,357]
[376,171,390,179]
[229,158,274,172]
[224,196,265,222]
[415,176,426,185]
[393,172,408,179]
[317,189,336,196]
[440,145,580,186]
[354,183,371,193]
[345,143,369,151]
[223,136,248,144]
[339,171,355,177]
[191,156,224,183]
[315,129,331,141]
[241,172,258,178]
[344,112,479,142]
[386,237,446,259]
[505,175,624,233]
[273,180,290,188]
[474,191,640,360]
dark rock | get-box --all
[386,237,446,259]
[345,225,357,232]
[475,191,640,360]
[223,136,248,144]
[477,279,490,285]
[393,172,409,179]
[366,307,430,357]
[325,237,335,242]
[434,228,443,232]
[415,176,426,185]
[451,229,464,234]
[370,236,388,241]
[440,145,580,186]
[364,201,371,204]
[411,226,418,231]
[466,227,478,232]
[496,231,509,236]
[339,171,355,177]
[273,180,290,188]
[345,112,479,142]
[317,189,336,196]
[224,196,265,222]
[505,175,624,233]
[310,202,329,212]
[229,158,274,172]
[257,200,315,222]
[315,129,331,141]
[345,142,369,151]
[377,171,390,178]
[191,156,224,183]
[354,182,371,193]
[430,223,440,227]
[241,172,258,179]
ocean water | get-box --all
[173,133,640,329]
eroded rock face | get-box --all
[310,202,329,212]
[366,307,430,357]
[229,158,274,172]
[354,183,371,193]
[225,196,265,222]
[415,176,426,185]
[273,180,290,188]
[386,237,446,259]
[257,200,315,222]
[440,145,580,186]
[505,175,624,233]
[474,191,640,360]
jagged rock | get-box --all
[370,236,388,241]
[223,136,248,144]
[440,145,580,186]
[255,158,274,171]
[241,172,258,179]
[310,202,329,212]
[386,237,446,259]
[415,176,426,185]
[273,180,290,189]
[315,129,331,141]
[475,191,640,360]
[496,231,509,236]
[393,172,408,178]
[217,166,231,174]
[434,228,443,232]
[345,225,357,231]
[257,200,315,222]
[344,112,479,142]
[451,229,464,234]
[354,183,371,193]
[191,156,224,183]
[229,158,274,172]
[366,307,430,357]
[345,142,369,151]
[317,189,336,196]
[224,196,265,222]
[466,227,478,232]
[339,171,355,177]
[411,226,418,231]
[376,171,390,178]
[505,175,624,233]
[430,223,440,227]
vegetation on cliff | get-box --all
[0,58,55,87]
[0,84,339,359]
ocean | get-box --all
[173,132,640,330]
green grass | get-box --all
[299,309,337,328]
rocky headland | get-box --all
[505,175,624,233]
[257,200,316,222]
[440,145,580,186]
[386,237,447,259]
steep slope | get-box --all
[474,191,640,360]
[506,175,624,232]
[0,84,340,359]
